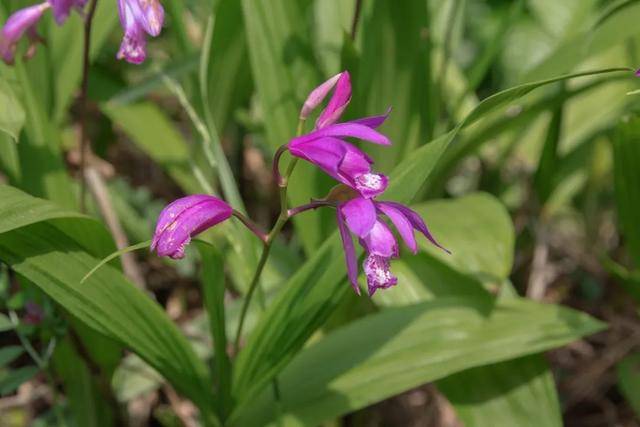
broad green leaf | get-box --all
[438,355,562,427]
[0,77,25,141]
[0,184,114,258]
[0,223,216,423]
[0,184,83,234]
[0,366,39,396]
[233,297,603,426]
[613,116,640,267]
[0,346,23,366]
[412,193,514,281]
[617,352,640,418]
[241,0,325,253]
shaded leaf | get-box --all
[0,366,38,395]
[438,355,562,427]
[0,77,25,141]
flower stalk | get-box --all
[233,118,305,355]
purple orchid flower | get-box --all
[117,0,164,64]
[337,196,449,296]
[636,68,640,77]
[288,71,392,198]
[288,119,391,198]
[0,3,49,65]
[151,194,232,259]
[49,0,87,25]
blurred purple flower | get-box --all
[0,3,49,65]
[23,301,45,325]
[49,0,86,25]
[337,196,449,296]
[636,68,640,77]
[151,195,232,259]
[117,0,164,64]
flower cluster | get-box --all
[0,0,163,65]
[151,71,448,296]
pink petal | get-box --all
[361,220,398,258]
[316,71,351,129]
[380,201,450,254]
[300,72,342,120]
[337,209,360,295]
[376,202,417,253]
[340,197,377,238]
[347,107,392,129]
[152,195,232,259]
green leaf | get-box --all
[428,68,631,195]
[196,241,232,420]
[613,116,640,267]
[201,0,252,132]
[14,61,76,209]
[233,297,603,426]
[0,366,39,395]
[522,2,640,82]
[0,77,25,141]
[0,346,23,367]
[412,193,515,281]
[0,184,83,235]
[0,313,13,332]
[617,351,640,418]
[438,355,562,427]
[533,100,564,203]
[52,337,117,427]
[0,222,216,422]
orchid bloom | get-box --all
[151,195,233,259]
[0,3,49,65]
[0,0,163,65]
[289,71,392,199]
[50,0,87,25]
[337,196,449,296]
[117,0,164,64]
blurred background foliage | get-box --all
[0,0,639,426]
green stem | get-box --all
[233,119,305,354]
